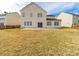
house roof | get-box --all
[47,15,55,17]
[68,13,79,16]
[0,14,6,16]
[20,2,47,13]
[59,12,79,16]
[46,18,61,21]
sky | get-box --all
[0,1,79,16]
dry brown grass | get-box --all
[0,29,79,56]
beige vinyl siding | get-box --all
[57,12,73,27]
[4,12,21,26]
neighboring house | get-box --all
[0,14,6,28]
[2,2,79,29]
[0,12,21,28]
[57,12,79,27]
[20,2,61,28]
[5,12,21,28]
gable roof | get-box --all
[67,13,79,16]
[46,18,61,21]
[20,2,47,13]
[59,12,79,16]
[47,15,55,17]
[0,14,6,16]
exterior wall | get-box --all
[0,15,5,24]
[20,3,47,28]
[57,12,73,27]
[72,15,79,26]
[46,20,61,28]
[4,12,21,26]
[0,14,6,28]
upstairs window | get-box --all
[37,13,42,17]
[22,13,25,17]
[30,13,33,17]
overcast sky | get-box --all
[0,0,29,13]
[0,1,79,16]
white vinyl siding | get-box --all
[57,12,73,27]
[20,3,47,28]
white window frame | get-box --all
[0,22,4,26]
[24,21,32,26]
[24,21,26,26]
[47,22,52,26]
[54,22,59,26]
[37,13,42,17]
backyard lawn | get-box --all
[0,28,79,56]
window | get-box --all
[54,22,59,26]
[0,23,4,26]
[0,18,5,20]
[24,21,26,26]
[22,13,25,17]
[47,22,52,26]
[37,13,42,17]
[27,21,29,26]
[24,21,32,26]
[30,22,32,26]
[78,20,79,23]
[30,13,33,17]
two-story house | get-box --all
[5,12,21,28]
[0,12,21,28]
[1,2,79,29]
[0,14,6,28]
[20,2,61,28]
[57,12,79,27]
